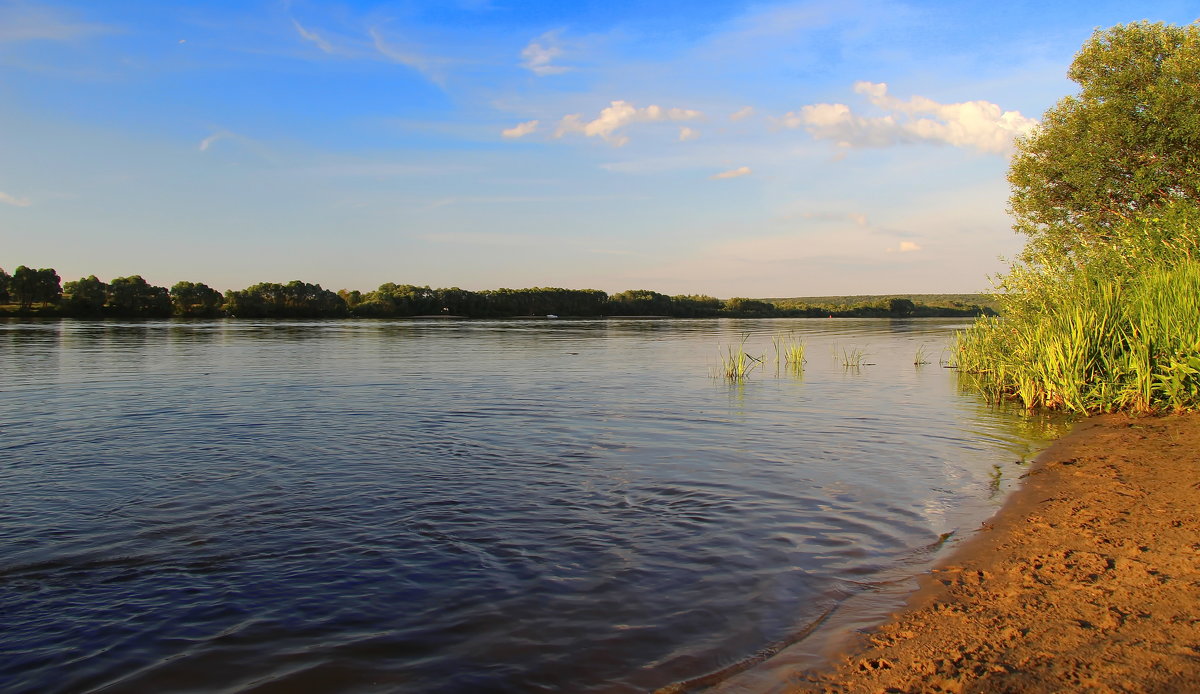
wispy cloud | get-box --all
[0,1,111,42]
[502,119,539,138]
[711,166,751,180]
[197,131,232,152]
[781,82,1037,154]
[554,101,703,146]
[0,191,31,207]
[729,106,755,121]
[678,126,699,142]
[521,30,570,76]
[292,18,335,54]
[369,26,445,85]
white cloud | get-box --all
[554,101,703,146]
[730,106,755,121]
[521,31,569,76]
[890,240,922,252]
[292,19,335,54]
[0,191,31,207]
[711,166,751,180]
[781,82,1037,154]
[502,120,540,138]
[678,126,699,142]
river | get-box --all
[0,318,1063,693]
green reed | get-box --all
[839,346,866,369]
[719,335,764,382]
[772,333,807,372]
[956,259,1200,413]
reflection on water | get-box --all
[0,318,1067,693]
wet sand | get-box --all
[712,412,1200,693]
[766,412,1200,693]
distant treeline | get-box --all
[0,265,996,320]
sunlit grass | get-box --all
[772,333,806,373]
[718,335,764,382]
[957,260,1200,413]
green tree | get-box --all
[10,266,61,309]
[0,267,10,304]
[888,297,916,316]
[170,281,224,317]
[224,281,347,318]
[1009,21,1200,255]
[62,275,109,316]
[107,275,171,317]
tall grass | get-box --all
[772,334,806,373]
[718,335,764,382]
[957,254,1200,414]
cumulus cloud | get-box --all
[554,101,703,146]
[729,106,755,121]
[781,82,1037,154]
[521,31,569,76]
[292,19,335,54]
[502,120,539,138]
[678,126,699,142]
[0,191,31,207]
[711,166,751,180]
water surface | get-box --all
[0,318,1062,693]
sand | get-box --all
[740,412,1200,693]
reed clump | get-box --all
[718,335,764,382]
[957,203,1200,413]
[772,334,806,373]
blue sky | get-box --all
[2,0,1197,297]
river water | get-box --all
[1,318,1063,693]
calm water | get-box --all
[1,318,1062,693]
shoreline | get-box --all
[711,412,1200,692]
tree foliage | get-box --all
[10,266,61,309]
[107,276,172,317]
[63,275,109,316]
[223,280,348,318]
[170,281,224,317]
[1009,21,1200,255]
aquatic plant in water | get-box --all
[719,335,764,382]
[772,334,806,373]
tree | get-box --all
[106,275,171,317]
[170,281,224,317]
[10,266,61,309]
[0,267,10,304]
[888,297,916,316]
[63,275,109,316]
[1008,21,1200,255]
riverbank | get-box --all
[750,412,1200,692]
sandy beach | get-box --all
[742,412,1200,693]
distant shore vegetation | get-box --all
[0,268,993,321]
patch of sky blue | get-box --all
[407,0,753,35]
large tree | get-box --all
[170,281,224,317]
[10,266,61,309]
[1008,21,1200,255]
[106,275,171,317]
[62,275,109,316]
